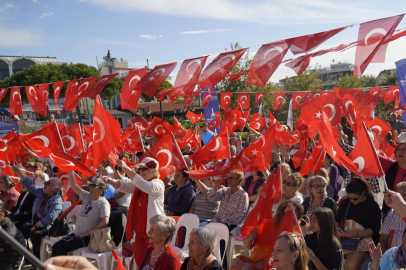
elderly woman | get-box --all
[52,172,110,256]
[0,175,20,211]
[103,157,165,267]
[164,169,196,216]
[302,176,337,221]
[138,215,181,270]
[181,227,222,270]
[315,168,335,199]
[11,163,63,259]
[207,171,248,231]
[273,173,304,213]
[189,177,219,227]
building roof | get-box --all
[135,101,204,115]
[0,55,62,64]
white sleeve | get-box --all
[131,174,164,196]
[116,180,136,194]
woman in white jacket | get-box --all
[104,157,165,267]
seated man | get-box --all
[0,200,26,270]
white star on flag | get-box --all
[332,146,337,157]
[219,67,226,74]
[315,111,322,118]
[267,62,274,69]
[252,149,259,156]
[255,211,261,221]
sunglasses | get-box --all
[283,180,299,187]
[227,176,240,180]
[312,184,326,189]
[137,167,150,172]
[89,184,102,188]
[44,182,56,187]
[347,196,360,201]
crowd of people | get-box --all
[2,113,406,270]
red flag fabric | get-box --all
[173,117,186,138]
[202,91,216,107]
[121,68,147,109]
[9,87,23,115]
[57,171,83,202]
[155,88,172,101]
[274,122,297,146]
[220,92,233,110]
[237,109,250,132]
[169,56,208,102]
[52,81,65,114]
[26,122,65,154]
[58,123,85,157]
[189,130,230,165]
[65,77,97,111]
[123,127,145,153]
[132,116,150,132]
[290,26,348,55]
[299,143,326,176]
[86,73,118,99]
[247,40,292,87]
[368,86,384,96]
[292,129,309,169]
[268,110,277,126]
[383,85,400,104]
[255,92,266,107]
[92,98,122,169]
[367,117,392,139]
[146,117,174,140]
[38,83,50,106]
[374,134,395,159]
[186,111,205,124]
[227,70,249,82]
[292,91,306,110]
[237,93,250,110]
[0,88,8,103]
[354,14,404,77]
[63,79,80,111]
[25,85,48,116]
[186,156,239,179]
[273,92,286,110]
[198,48,247,89]
[137,62,177,98]
[285,54,312,76]
[248,113,266,132]
[176,128,201,151]
[207,112,221,131]
[348,123,384,178]
[140,134,187,179]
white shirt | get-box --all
[34,173,49,187]
[114,177,132,207]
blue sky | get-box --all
[1,0,406,83]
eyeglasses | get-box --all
[89,184,102,188]
[347,196,360,201]
[283,180,299,187]
[137,168,149,172]
[227,176,240,180]
[44,182,56,187]
[312,184,326,189]
[396,148,406,153]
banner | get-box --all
[396,59,406,123]
[202,87,220,134]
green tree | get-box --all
[335,74,363,88]
[381,71,398,86]
[281,69,325,92]
[100,77,123,109]
[215,42,280,115]
[360,75,378,87]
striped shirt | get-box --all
[192,189,219,221]
[380,209,406,248]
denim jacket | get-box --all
[20,176,63,229]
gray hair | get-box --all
[48,177,63,197]
[0,175,15,188]
[93,178,108,196]
[149,215,176,244]
[307,175,328,197]
[397,182,406,190]
[0,200,4,217]
[190,227,217,256]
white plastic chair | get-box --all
[170,213,200,252]
[62,201,72,211]
[205,222,229,265]
[227,237,247,268]
[83,213,127,270]
[40,205,82,261]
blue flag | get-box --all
[396,59,406,122]
[202,87,220,135]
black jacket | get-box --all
[181,257,222,270]
[0,217,26,270]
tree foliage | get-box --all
[335,74,363,88]
[100,77,123,109]
[381,71,398,86]
[360,75,378,87]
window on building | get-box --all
[116,117,123,128]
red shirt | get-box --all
[0,187,20,211]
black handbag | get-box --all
[340,202,360,251]
[49,200,81,237]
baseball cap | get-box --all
[135,157,160,170]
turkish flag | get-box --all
[247,40,292,87]
[146,117,174,140]
[121,68,147,109]
[0,88,8,103]
[237,93,250,110]
[65,77,97,111]
[86,73,118,99]
[173,116,186,138]
[241,167,280,248]
[367,117,392,139]
[291,91,306,110]
[57,171,84,202]
[176,128,201,151]
[368,86,384,96]
[227,70,249,82]
[58,123,84,157]
[198,48,247,89]
[82,125,93,144]
[290,26,347,55]
[0,131,20,165]
[202,91,215,107]
[348,123,384,178]
[24,135,94,176]
[268,110,277,126]
[132,116,150,132]
[122,127,145,153]
[274,122,297,145]
[63,79,80,111]
[299,143,326,176]
[186,156,239,179]
[273,92,286,110]
[168,56,208,102]
[9,87,23,115]
[137,62,177,98]
[220,92,233,110]
[155,88,172,101]
[383,85,399,104]
[186,111,205,124]
[285,54,312,76]
[25,85,48,116]
[236,109,250,132]
[92,98,122,169]
[140,134,187,179]
[207,112,221,131]
[38,84,50,105]
[248,113,266,131]
[189,130,230,164]
[354,14,404,77]
[52,81,65,114]
[374,134,395,159]
[26,121,65,155]
[292,129,309,169]
[255,92,266,107]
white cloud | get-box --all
[33,0,40,4]
[79,0,392,25]
[139,34,163,40]
[0,27,42,47]
[6,3,14,8]
[180,29,230,35]
[40,11,53,19]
